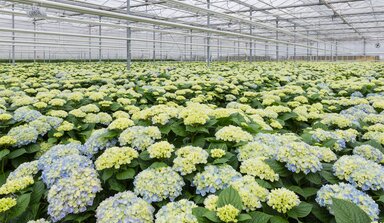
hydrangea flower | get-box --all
[134,167,184,203]
[0,176,34,195]
[38,142,81,170]
[216,204,240,223]
[13,106,42,122]
[47,165,102,222]
[7,125,39,147]
[173,146,208,175]
[0,197,17,213]
[215,125,253,143]
[230,175,269,211]
[276,142,323,174]
[147,141,175,159]
[0,135,16,146]
[333,155,384,191]
[96,191,154,223]
[267,188,300,213]
[119,126,161,150]
[95,146,138,170]
[316,183,379,220]
[82,128,117,157]
[240,157,279,182]
[204,195,219,211]
[193,164,241,196]
[155,199,197,223]
[179,103,212,125]
[353,144,384,163]
[210,149,226,158]
[107,118,134,130]
[29,119,52,136]
[7,160,38,181]
[42,154,94,187]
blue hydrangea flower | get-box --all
[81,128,117,157]
[38,143,82,171]
[316,183,379,221]
[134,167,184,203]
[192,164,241,196]
[7,125,39,147]
[13,106,42,122]
[96,191,155,223]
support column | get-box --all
[33,20,36,62]
[152,25,156,61]
[160,31,163,61]
[11,4,15,65]
[190,30,192,61]
[276,20,279,61]
[249,9,253,62]
[126,0,131,70]
[293,25,297,61]
[88,25,91,62]
[98,16,102,62]
[286,44,289,60]
[363,38,367,56]
[306,31,309,61]
[206,0,211,66]
[335,41,338,61]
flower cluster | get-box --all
[134,167,185,203]
[82,128,117,157]
[0,197,17,213]
[333,155,384,190]
[37,143,101,222]
[96,191,154,223]
[147,141,175,159]
[95,146,138,170]
[179,103,212,125]
[230,175,269,211]
[155,199,198,223]
[316,183,379,220]
[267,188,300,213]
[173,146,209,175]
[240,157,279,182]
[119,126,161,150]
[353,144,384,163]
[193,164,241,196]
[216,204,240,223]
[215,125,253,143]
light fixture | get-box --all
[27,4,47,19]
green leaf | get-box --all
[171,123,187,136]
[287,202,312,218]
[238,214,252,222]
[331,198,371,223]
[192,207,210,223]
[101,169,114,181]
[116,169,135,180]
[244,211,271,223]
[8,148,26,159]
[264,159,291,177]
[149,162,168,169]
[306,173,322,185]
[217,186,243,210]
[203,211,220,222]
[378,195,384,203]
[311,202,332,223]
[108,178,126,192]
[254,179,272,189]
[279,112,298,121]
[30,181,45,204]
[0,149,10,160]
[319,170,339,184]
[139,150,152,161]
[270,216,289,223]
[9,193,31,218]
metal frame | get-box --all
[0,0,383,65]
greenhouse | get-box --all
[0,0,384,223]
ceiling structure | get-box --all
[0,0,383,64]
